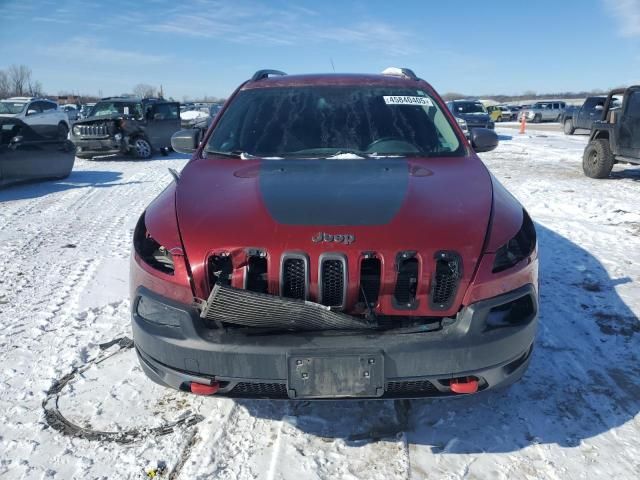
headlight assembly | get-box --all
[73,126,80,135]
[456,117,468,131]
[492,209,536,273]
[133,212,175,275]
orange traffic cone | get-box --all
[519,112,526,134]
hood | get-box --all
[175,156,493,316]
[456,112,490,123]
[73,113,123,124]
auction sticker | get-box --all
[383,96,433,106]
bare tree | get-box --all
[0,70,9,98]
[7,64,32,96]
[28,79,44,97]
[132,83,157,98]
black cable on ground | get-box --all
[42,336,204,444]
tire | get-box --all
[533,114,541,123]
[132,137,152,159]
[564,120,575,135]
[57,122,69,140]
[583,139,614,179]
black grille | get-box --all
[281,257,307,299]
[430,252,462,310]
[358,257,381,306]
[208,254,233,289]
[393,254,419,309]
[385,380,439,397]
[228,382,288,398]
[320,258,345,308]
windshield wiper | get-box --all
[206,150,245,158]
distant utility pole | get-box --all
[159,84,164,98]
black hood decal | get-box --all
[259,159,408,226]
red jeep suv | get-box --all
[131,68,538,399]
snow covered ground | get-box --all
[0,127,639,479]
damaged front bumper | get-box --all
[73,137,126,156]
[132,284,538,399]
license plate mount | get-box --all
[287,351,384,399]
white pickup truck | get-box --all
[0,97,70,139]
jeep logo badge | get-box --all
[312,232,355,245]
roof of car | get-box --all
[241,73,430,90]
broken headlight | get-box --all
[492,209,536,273]
[133,213,175,275]
[136,294,185,327]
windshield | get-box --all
[207,86,463,158]
[0,102,26,115]
[451,102,487,114]
[91,101,144,119]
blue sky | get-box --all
[1,0,639,99]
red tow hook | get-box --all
[450,377,479,394]
[190,381,220,395]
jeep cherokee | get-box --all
[131,68,538,399]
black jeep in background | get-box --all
[70,97,180,159]
[563,96,621,135]
[583,86,640,178]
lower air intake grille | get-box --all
[228,382,288,399]
[319,256,346,308]
[430,251,462,310]
[385,380,439,397]
[281,256,307,299]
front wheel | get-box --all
[533,114,541,123]
[583,139,614,179]
[132,137,152,159]
[57,122,69,140]
[564,120,575,135]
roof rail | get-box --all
[381,67,418,80]
[251,69,287,82]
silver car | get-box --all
[518,101,566,123]
[0,97,70,138]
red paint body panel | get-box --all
[175,154,493,316]
[129,183,193,304]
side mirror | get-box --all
[27,109,38,116]
[171,129,200,154]
[471,128,499,153]
[595,105,604,111]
